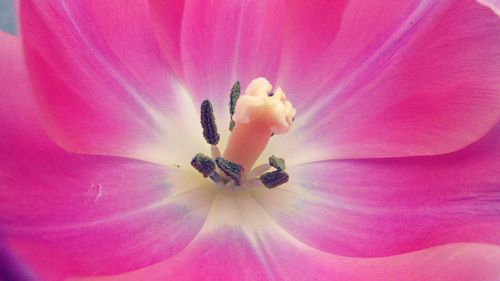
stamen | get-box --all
[210,145,221,158]
[209,172,222,184]
[244,177,263,188]
[260,171,289,189]
[269,155,286,171]
[247,163,271,179]
[229,82,241,116]
[193,78,295,190]
[200,100,220,145]
[215,157,244,186]
[229,81,240,131]
[191,153,216,177]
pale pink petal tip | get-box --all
[477,0,500,16]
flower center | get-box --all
[191,77,296,189]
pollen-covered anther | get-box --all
[191,153,216,178]
[269,155,286,171]
[215,157,244,186]
[260,170,289,189]
[228,81,240,131]
[248,155,287,189]
[200,100,220,145]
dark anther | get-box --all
[260,171,289,189]
[229,81,241,116]
[269,155,286,171]
[201,100,220,145]
[191,153,216,177]
[267,92,274,97]
[229,81,240,131]
[215,157,244,186]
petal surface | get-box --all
[277,0,500,161]
[70,192,500,281]
[2,141,215,280]
[0,33,214,280]
[150,0,285,107]
[20,0,204,165]
[255,121,500,257]
[478,0,500,15]
[73,242,500,281]
[0,31,46,148]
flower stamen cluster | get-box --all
[191,78,296,189]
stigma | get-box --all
[191,77,296,189]
[224,78,296,172]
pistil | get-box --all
[223,78,296,172]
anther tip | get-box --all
[260,170,289,189]
[191,153,216,177]
[229,82,241,118]
[269,155,286,171]
[215,157,244,186]
[200,100,220,145]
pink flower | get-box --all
[1,0,500,280]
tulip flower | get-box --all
[1,0,500,280]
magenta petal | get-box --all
[151,241,500,281]
[47,185,500,281]
[19,0,199,163]
[69,237,500,280]
[278,0,417,109]
[150,0,284,105]
[2,111,214,280]
[149,0,185,80]
[2,150,214,280]
[276,0,347,97]
[254,122,500,257]
[69,240,500,281]
[1,33,213,280]
[89,229,271,281]
[286,1,500,160]
[0,31,48,148]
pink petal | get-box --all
[69,198,500,281]
[2,151,215,280]
[2,143,214,279]
[0,31,47,147]
[278,0,417,109]
[149,0,185,80]
[281,0,500,160]
[150,0,284,106]
[0,33,214,280]
[20,0,203,164]
[255,122,500,257]
[85,230,271,281]
[71,240,500,281]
